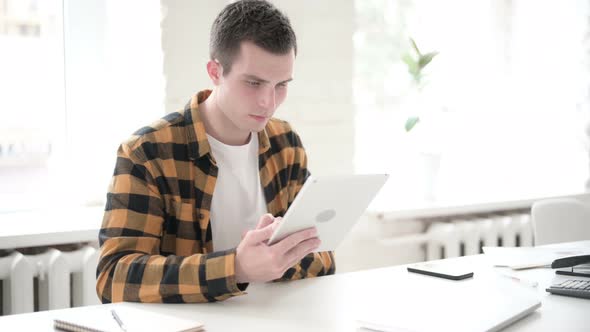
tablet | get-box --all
[267,174,388,252]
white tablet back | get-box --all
[268,174,388,252]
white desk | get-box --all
[1,241,589,331]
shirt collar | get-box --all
[184,90,271,160]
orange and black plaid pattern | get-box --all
[97,90,335,303]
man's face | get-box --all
[214,41,295,133]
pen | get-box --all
[111,309,127,332]
[499,273,539,288]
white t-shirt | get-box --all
[207,133,268,252]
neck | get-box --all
[199,89,251,146]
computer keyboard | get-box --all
[546,279,590,299]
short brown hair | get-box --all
[210,0,297,75]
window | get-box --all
[0,0,164,213]
[354,0,590,210]
[0,0,64,212]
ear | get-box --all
[206,60,223,85]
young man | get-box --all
[96,0,335,303]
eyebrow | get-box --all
[242,74,293,85]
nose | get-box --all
[259,87,276,111]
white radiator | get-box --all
[374,209,534,264]
[424,212,533,260]
[0,244,101,315]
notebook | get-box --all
[53,305,204,332]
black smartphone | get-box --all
[407,263,474,280]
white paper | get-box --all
[482,247,590,270]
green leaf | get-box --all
[401,53,416,68]
[405,116,420,132]
[418,51,439,70]
[409,38,421,57]
[402,53,421,81]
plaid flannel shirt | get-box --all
[96,90,335,303]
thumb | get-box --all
[255,213,275,230]
[244,223,275,244]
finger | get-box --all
[269,217,283,231]
[255,213,275,230]
[243,223,275,244]
[271,227,318,255]
[282,238,321,270]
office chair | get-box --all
[531,197,590,246]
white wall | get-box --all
[160,0,226,114]
[272,0,355,176]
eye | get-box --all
[276,82,288,89]
[246,80,260,87]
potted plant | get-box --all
[401,38,442,202]
[401,38,439,132]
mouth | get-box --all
[249,114,269,122]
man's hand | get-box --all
[235,214,320,283]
